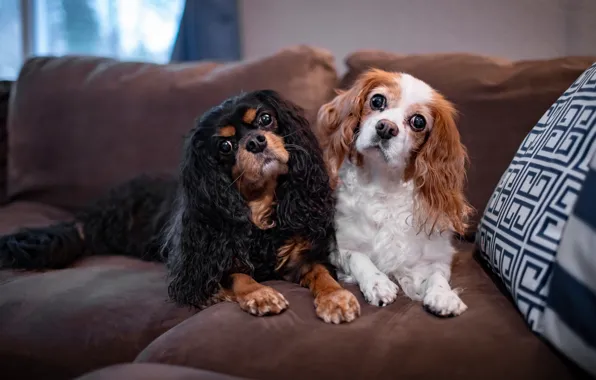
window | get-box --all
[0,0,184,80]
[0,0,23,80]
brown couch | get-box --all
[0,46,593,380]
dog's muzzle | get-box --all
[246,134,267,154]
[375,119,398,140]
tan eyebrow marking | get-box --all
[243,108,257,124]
[219,126,236,137]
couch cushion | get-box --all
[477,61,596,377]
[541,150,596,377]
[0,201,73,235]
[339,51,596,235]
[0,258,196,380]
[76,363,247,380]
[7,45,337,212]
[135,243,576,380]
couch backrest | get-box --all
[5,46,338,212]
[5,47,596,237]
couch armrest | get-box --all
[0,81,11,205]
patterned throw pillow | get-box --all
[541,150,596,376]
[477,62,596,375]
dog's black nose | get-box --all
[246,134,267,153]
[375,120,398,139]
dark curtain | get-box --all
[170,0,241,62]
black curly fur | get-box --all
[0,222,84,269]
[0,90,338,310]
[163,90,337,307]
[0,176,175,269]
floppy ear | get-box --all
[315,68,393,190]
[315,86,365,189]
[412,95,473,236]
[260,91,336,239]
[164,127,253,308]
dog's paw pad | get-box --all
[315,289,361,324]
[239,286,289,316]
[361,273,399,307]
[423,289,467,317]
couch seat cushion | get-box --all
[76,363,247,380]
[135,243,576,380]
[0,257,196,380]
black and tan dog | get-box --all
[0,90,360,324]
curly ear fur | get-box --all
[164,125,253,308]
[315,72,385,189]
[315,89,361,190]
[257,91,336,238]
[412,95,473,236]
[252,91,338,282]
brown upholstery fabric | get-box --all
[0,81,11,205]
[0,258,196,380]
[0,201,72,235]
[339,51,596,234]
[136,243,574,380]
[76,363,247,380]
[6,45,337,213]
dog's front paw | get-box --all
[423,289,467,317]
[238,286,289,316]
[315,289,361,324]
[360,272,399,307]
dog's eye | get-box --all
[219,140,233,154]
[370,94,386,111]
[258,113,272,127]
[409,114,427,131]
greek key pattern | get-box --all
[476,62,596,331]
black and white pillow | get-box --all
[476,62,596,376]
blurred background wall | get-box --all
[240,0,596,72]
[1,0,595,80]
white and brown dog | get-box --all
[316,69,473,317]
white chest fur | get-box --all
[334,161,454,273]
[330,160,463,315]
